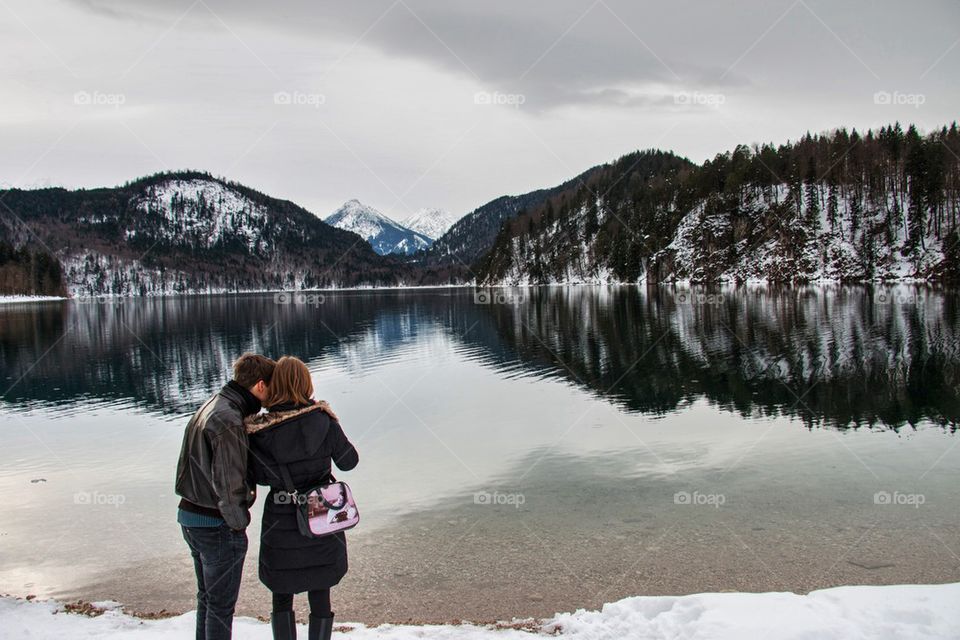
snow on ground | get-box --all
[2,583,959,639]
[0,294,65,304]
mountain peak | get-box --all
[325,200,431,256]
[405,207,456,240]
[332,198,389,218]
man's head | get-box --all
[232,353,276,402]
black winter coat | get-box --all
[245,401,359,594]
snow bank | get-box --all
[553,584,960,639]
[0,295,65,304]
[2,583,958,639]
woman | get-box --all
[245,356,358,640]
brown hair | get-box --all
[266,356,314,407]
[233,353,276,389]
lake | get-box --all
[0,285,958,623]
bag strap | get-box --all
[276,462,333,499]
[277,462,298,497]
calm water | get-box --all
[1,285,958,623]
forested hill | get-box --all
[476,123,960,284]
[2,123,958,297]
[0,171,417,296]
[420,163,611,271]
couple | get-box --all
[175,353,359,640]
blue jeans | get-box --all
[182,524,248,640]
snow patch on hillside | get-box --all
[661,187,945,282]
[132,179,269,251]
[485,182,953,285]
[61,252,339,297]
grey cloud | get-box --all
[64,0,960,111]
[11,0,960,217]
[62,0,761,110]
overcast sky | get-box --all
[2,0,958,221]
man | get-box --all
[176,353,276,640]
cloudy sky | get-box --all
[2,0,958,221]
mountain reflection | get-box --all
[0,293,448,414]
[0,286,957,429]
[473,286,960,429]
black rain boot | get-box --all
[271,610,297,640]
[308,613,334,640]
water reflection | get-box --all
[476,286,960,429]
[2,286,959,620]
[1,285,958,428]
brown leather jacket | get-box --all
[175,382,258,530]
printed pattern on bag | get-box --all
[302,482,359,536]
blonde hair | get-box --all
[266,356,314,407]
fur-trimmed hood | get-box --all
[244,402,329,434]
[245,401,335,465]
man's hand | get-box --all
[318,400,339,422]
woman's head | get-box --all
[266,356,313,407]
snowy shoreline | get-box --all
[0,294,68,304]
[2,583,959,639]
[0,285,474,304]
[0,279,949,305]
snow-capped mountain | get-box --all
[0,171,408,296]
[404,208,456,240]
[324,199,432,256]
[4,123,957,299]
